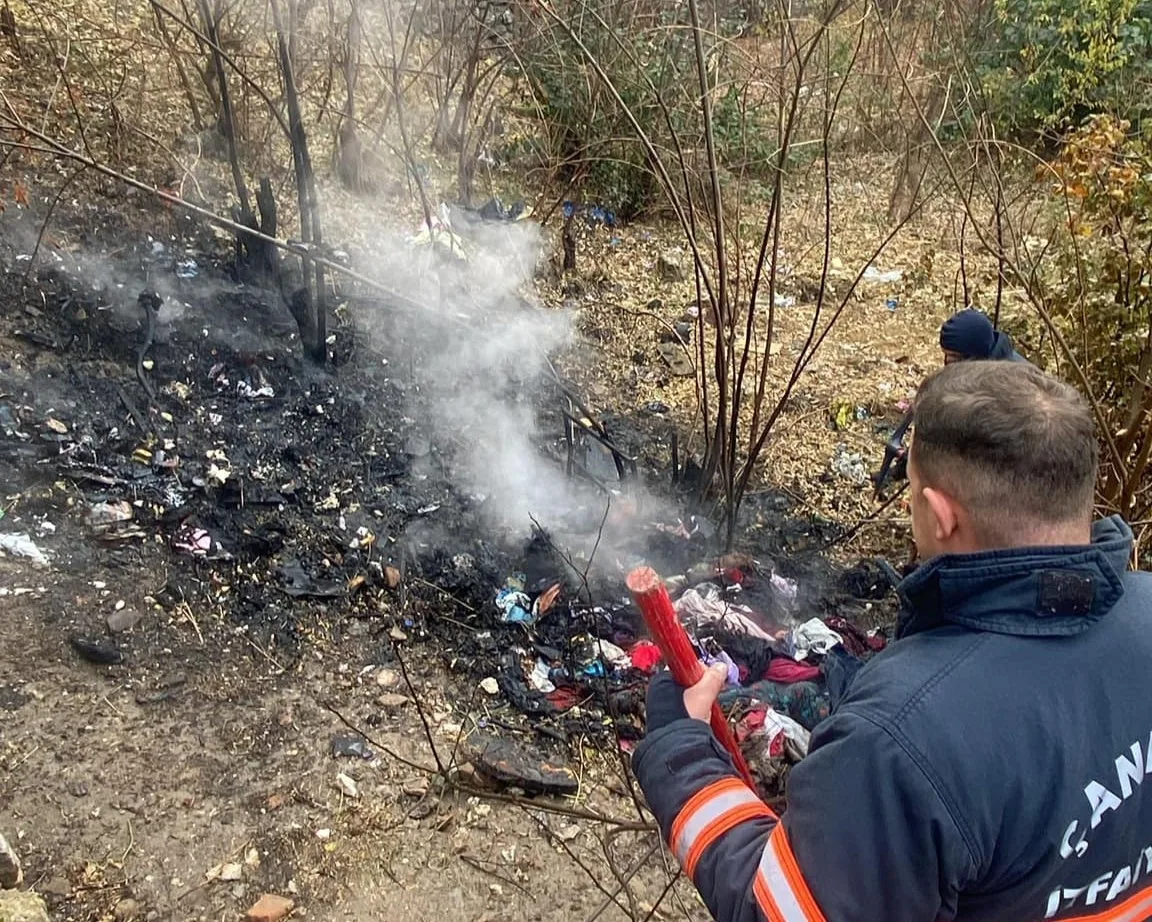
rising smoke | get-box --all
[359,209,670,567]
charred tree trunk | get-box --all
[272,0,327,364]
[562,211,577,272]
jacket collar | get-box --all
[897,515,1132,639]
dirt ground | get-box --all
[0,563,685,922]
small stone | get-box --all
[384,566,401,589]
[389,626,408,642]
[376,692,409,711]
[0,833,21,888]
[656,342,693,377]
[0,891,49,922]
[113,898,141,921]
[479,677,499,696]
[287,880,298,896]
[336,773,358,798]
[219,863,243,882]
[556,824,580,843]
[657,251,685,282]
[106,608,143,634]
[41,877,70,899]
[375,668,400,688]
[402,777,429,797]
[315,828,331,840]
[244,848,260,868]
[245,893,295,922]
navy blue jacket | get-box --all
[988,330,1028,363]
[634,516,1152,921]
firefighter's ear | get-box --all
[923,486,960,543]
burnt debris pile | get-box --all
[0,216,899,801]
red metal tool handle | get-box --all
[627,566,757,790]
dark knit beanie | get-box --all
[939,309,995,358]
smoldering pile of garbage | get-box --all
[420,521,896,800]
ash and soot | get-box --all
[0,197,895,922]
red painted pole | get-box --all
[626,565,758,790]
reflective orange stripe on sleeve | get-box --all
[1057,884,1152,922]
[669,777,774,880]
[753,825,828,922]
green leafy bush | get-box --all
[979,0,1152,134]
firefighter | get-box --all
[635,360,1152,922]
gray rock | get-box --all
[656,342,693,377]
[106,608,144,634]
[113,898,141,921]
[0,891,49,922]
[657,252,685,282]
[0,834,20,889]
[40,877,69,899]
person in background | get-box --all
[939,307,1026,364]
[874,308,1027,493]
[635,360,1152,922]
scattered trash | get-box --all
[629,641,663,672]
[739,706,811,761]
[330,734,374,760]
[0,533,49,568]
[496,575,534,624]
[790,618,844,661]
[830,399,856,431]
[773,293,796,308]
[562,201,616,227]
[278,560,344,599]
[470,735,579,796]
[886,297,899,311]
[218,864,244,882]
[237,381,275,399]
[769,572,798,612]
[335,773,359,798]
[479,677,500,696]
[675,586,779,643]
[476,197,528,223]
[70,636,123,665]
[831,444,868,484]
[862,266,902,283]
[527,659,555,693]
[175,259,199,279]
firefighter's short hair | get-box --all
[911,361,1097,545]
